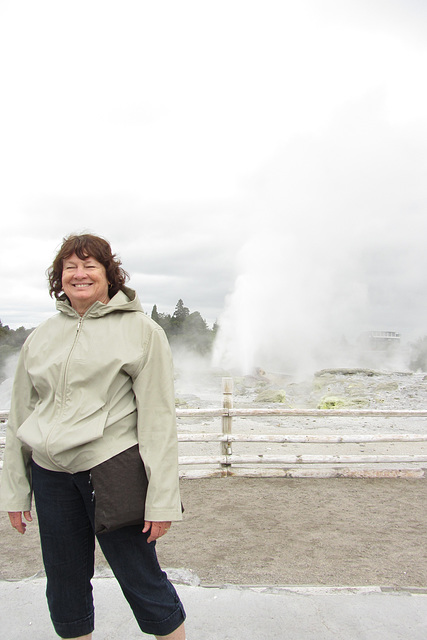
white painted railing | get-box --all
[1,377,427,478]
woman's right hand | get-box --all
[8,511,32,534]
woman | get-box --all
[0,233,186,640]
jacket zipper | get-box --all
[45,315,84,469]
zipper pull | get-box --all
[77,317,83,333]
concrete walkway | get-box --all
[1,574,426,640]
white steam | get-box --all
[213,99,427,376]
[0,353,19,410]
[212,234,368,375]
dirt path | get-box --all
[1,477,426,588]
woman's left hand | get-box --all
[142,521,171,543]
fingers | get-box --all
[8,511,32,535]
[143,521,172,543]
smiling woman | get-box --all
[61,254,110,316]
[0,233,187,640]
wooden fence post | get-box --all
[221,377,233,467]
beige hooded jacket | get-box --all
[0,287,182,522]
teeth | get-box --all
[74,284,91,288]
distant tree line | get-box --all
[151,299,218,355]
[0,321,34,382]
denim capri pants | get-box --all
[31,460,186,638]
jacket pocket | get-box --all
[47,410,109,456]
[16,413,45,452]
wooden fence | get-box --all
[1,377,427,478]
[176,378,427,478]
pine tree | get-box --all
[151,305,160,325]
[172,299,190,322]
[171,299,189,336]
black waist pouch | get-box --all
[90,444,148,535]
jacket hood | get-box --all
[56,286,143,318]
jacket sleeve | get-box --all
[0,344,38,512]
[133,327,182,522]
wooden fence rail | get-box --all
[1,377,427,478]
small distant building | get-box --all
[359,331,401,350]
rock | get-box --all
[315,368,378,377]
[164,568,201,586]
[255,389,287,403]
[375,382,399,392]
[317,395,369,409]
[317,396,347,409]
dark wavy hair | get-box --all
[48,233,129,300]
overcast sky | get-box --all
[1,0,427,372]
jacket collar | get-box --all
[56,286,143,318]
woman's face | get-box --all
[62,253,110,314]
